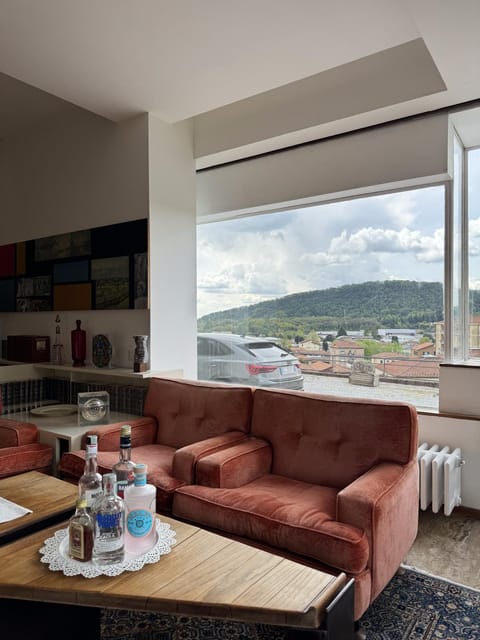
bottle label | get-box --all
[127,509,153,537]
[96,512,122,529]
[115,480,128,499]
[69,522,86,559]
[84,488,103,508]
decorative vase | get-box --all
[133,335,149,373]
[92,334,112,368]
[71,319,86,367]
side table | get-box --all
[8,409,141,475]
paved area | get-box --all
[303,373,439,411]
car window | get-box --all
[198,337,233,357]
[244,342,290,358]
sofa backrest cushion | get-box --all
[251,388,418,488]
[144,378,253,448]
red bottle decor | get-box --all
[71,319,86,367]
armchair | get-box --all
[173,388,419,620]
[0,399,53,479]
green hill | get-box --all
[198,280,445,336]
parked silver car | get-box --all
[197,333,304,390]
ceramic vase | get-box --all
[133,335,149,372]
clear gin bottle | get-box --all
[92,473,125,565]
[78,434,103,511]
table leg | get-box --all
[1,599,100,640]
[285,578,355,640]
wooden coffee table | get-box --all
[0,512,354,639]
[0,471,77,544]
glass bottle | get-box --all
[112,424,135,498]
[92,473,125,565]
[78,434,103,511]
[124,463,157,555]
[68,496,94,562]
[71,319,86,367]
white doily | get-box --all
[39,519,175,578]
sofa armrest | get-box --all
[337,459,419,601]
[173,430,249,484]
[195,437,272,488]
[81,417,157,451]
[0,442,53,478]
[0,419,39,448]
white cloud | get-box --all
[197,187,445,317]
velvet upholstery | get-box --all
[59,377,253,512]
[172,387,419,621]
[0,400,53,478]
[0,443,53,479]
[143,377,253,447]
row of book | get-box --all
[0,377,147,416]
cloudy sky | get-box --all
[197,151,480,319]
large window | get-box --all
[197,186,444,410]
[467,147,480,359]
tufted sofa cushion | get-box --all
[250,388,417,488]
[143,377,253,448]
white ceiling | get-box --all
[0,0,479,155]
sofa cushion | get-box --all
[173,475,369,575]
[143,378,253,448]
[0,443,53,479]
[250,389,417,488]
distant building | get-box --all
[411,342,435,356]
[434,316,480,356]
[331,338,365,367]
[377,329,419,344]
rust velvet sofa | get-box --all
[0,400,53,479]
[59,377,252,511]
[59,377,419,620]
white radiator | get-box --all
[417,443,465,516]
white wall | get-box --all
[0,109,152,368]
[418,413,480,510]
[197,113,449,219]
[0,309,148,369]
[0,110,149,242]
[148,115,197,378]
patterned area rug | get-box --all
[100,567,480,640]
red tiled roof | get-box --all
[300,361,332,372]
[412,342,435,353]
[377,360,440,378]
[332,339,363,349]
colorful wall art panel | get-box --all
[0,219,147,312]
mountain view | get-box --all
[198,280,447,337]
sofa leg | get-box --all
[354,621,366,640]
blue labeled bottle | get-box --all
[124,463,157,554]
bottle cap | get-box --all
[120,425,132,437]
[133,463,147,486]
[134,463,147,474]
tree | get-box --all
[336,325,347,338]
[322,339,329,352]
[306,330,320,345]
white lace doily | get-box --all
[39,519,176,578]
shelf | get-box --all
[33,363,183,381]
